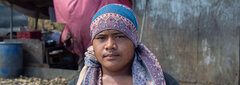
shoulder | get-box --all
[163,71,180,85]
[68,71,180,85]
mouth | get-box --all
[103,53,120,60]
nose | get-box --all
[104,37,117,50]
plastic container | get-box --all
[17,31,41,40]
[0,42,22,78]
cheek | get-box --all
[119,41,135,59]
[93,41,103,60]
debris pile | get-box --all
[0,76,67,85]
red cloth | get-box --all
[53,0,132,63]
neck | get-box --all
[101,64,132,77]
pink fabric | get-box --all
[53,0,132,62]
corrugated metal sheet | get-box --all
[133,0,239,85]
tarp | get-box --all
[0,0,53,19]
[54,0,132,63]
[0,3,28,28]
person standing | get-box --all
[68,4,179,85]
[53,0,132,70]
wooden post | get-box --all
[10,3,13,39]
[35,10,39,30]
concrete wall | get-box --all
[23,67,77,80]
[132,0,239,85]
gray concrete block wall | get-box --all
[133,0,239,85]
[23,67,78,80]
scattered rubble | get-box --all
[0,76,67,85]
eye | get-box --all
[115,35,126,39]
[95,36,106,40]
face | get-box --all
[93,30,135,72]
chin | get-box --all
[103,63,122,71]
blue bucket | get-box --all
[0,42,23,78]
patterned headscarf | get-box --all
[77,4,166,85]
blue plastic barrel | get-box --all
[0,42,22,78]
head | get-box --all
[90,4,138,72]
